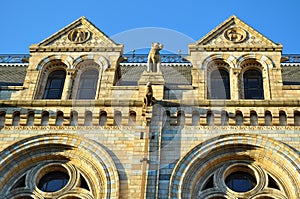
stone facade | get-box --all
[0,15,300,199]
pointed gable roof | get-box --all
[30,16,123,52]
[189,15,282,52]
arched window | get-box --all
[265,111,272,126]
[44,70,66,99]
[209,69,230,99]
[114,111,122,126]
[99,111,107,126]
[294,111,300,126]
[236,111,243,126]
[279,111,287,126]
[221,111,229,126]
[177,111,185,127]
[250,111,258,126]
[77,69,99,99]
[84,111,93,126]
[206,111,214,126]
[12,111,20,126]
[128,111,136,126]
[55,111,64,126]
[192,110,200,126]
[0,112,5,127]
[70,111,78,126]
[26,111,35,126]
[243,69,264,99]
[41,111,49,126]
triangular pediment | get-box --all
[190,15,282,51]
[32,16,122,50]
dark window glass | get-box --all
[209,69,230,99]
[38,171,69,192]
[44,70,66,99]
[77,70,99,99]
[243,69,264,99]
[225,171,256,192]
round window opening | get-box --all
[225,171,256,192]
[37,171,69,192]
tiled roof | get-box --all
[281,65,300,85]
[119,64,192,86]
[0,64,28,86]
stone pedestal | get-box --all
[138,71,166,86]
[138,71,166,101]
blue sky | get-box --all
[1,0,300,54]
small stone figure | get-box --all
[144,82,155,107]
[147,42,163,72]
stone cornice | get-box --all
[1,99,300,108]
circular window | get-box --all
[37,171,69,192]
[225,171,256,192]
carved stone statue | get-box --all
[147,42,163,72]
[144,82,155,107]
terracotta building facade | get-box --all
[0,16,300,199]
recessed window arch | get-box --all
[99,111,107,126]
[265,111,272,126]
[114,111,122,126]
[207,111,214,126]
[0,111,5,127]
[221,110,229,126]
[250,111,258,126]
[243,69,264,99]
[41,111,49,126]
[55,111,64,126]
[177,111,185,127]
[77,69,99,100]
[236,111,244,126]
[279,111,287,126]
[12,111,20,126]
[209,68,230,99]
[192,110,200,126]
[70,111,78,126]
[26,111,35,126]
[128,111,136,126]
[44,70,66,99]
[294,111,300,126]
[84,111,93,126]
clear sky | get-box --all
[1,0,300,54]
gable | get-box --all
[189,15,282,51]
[30,16,122,51]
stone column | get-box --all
[231,68,241,100]
[61,69,75,100]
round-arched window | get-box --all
[243,69,264,99]
[38,171,69,192]
[225,171,256,192]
